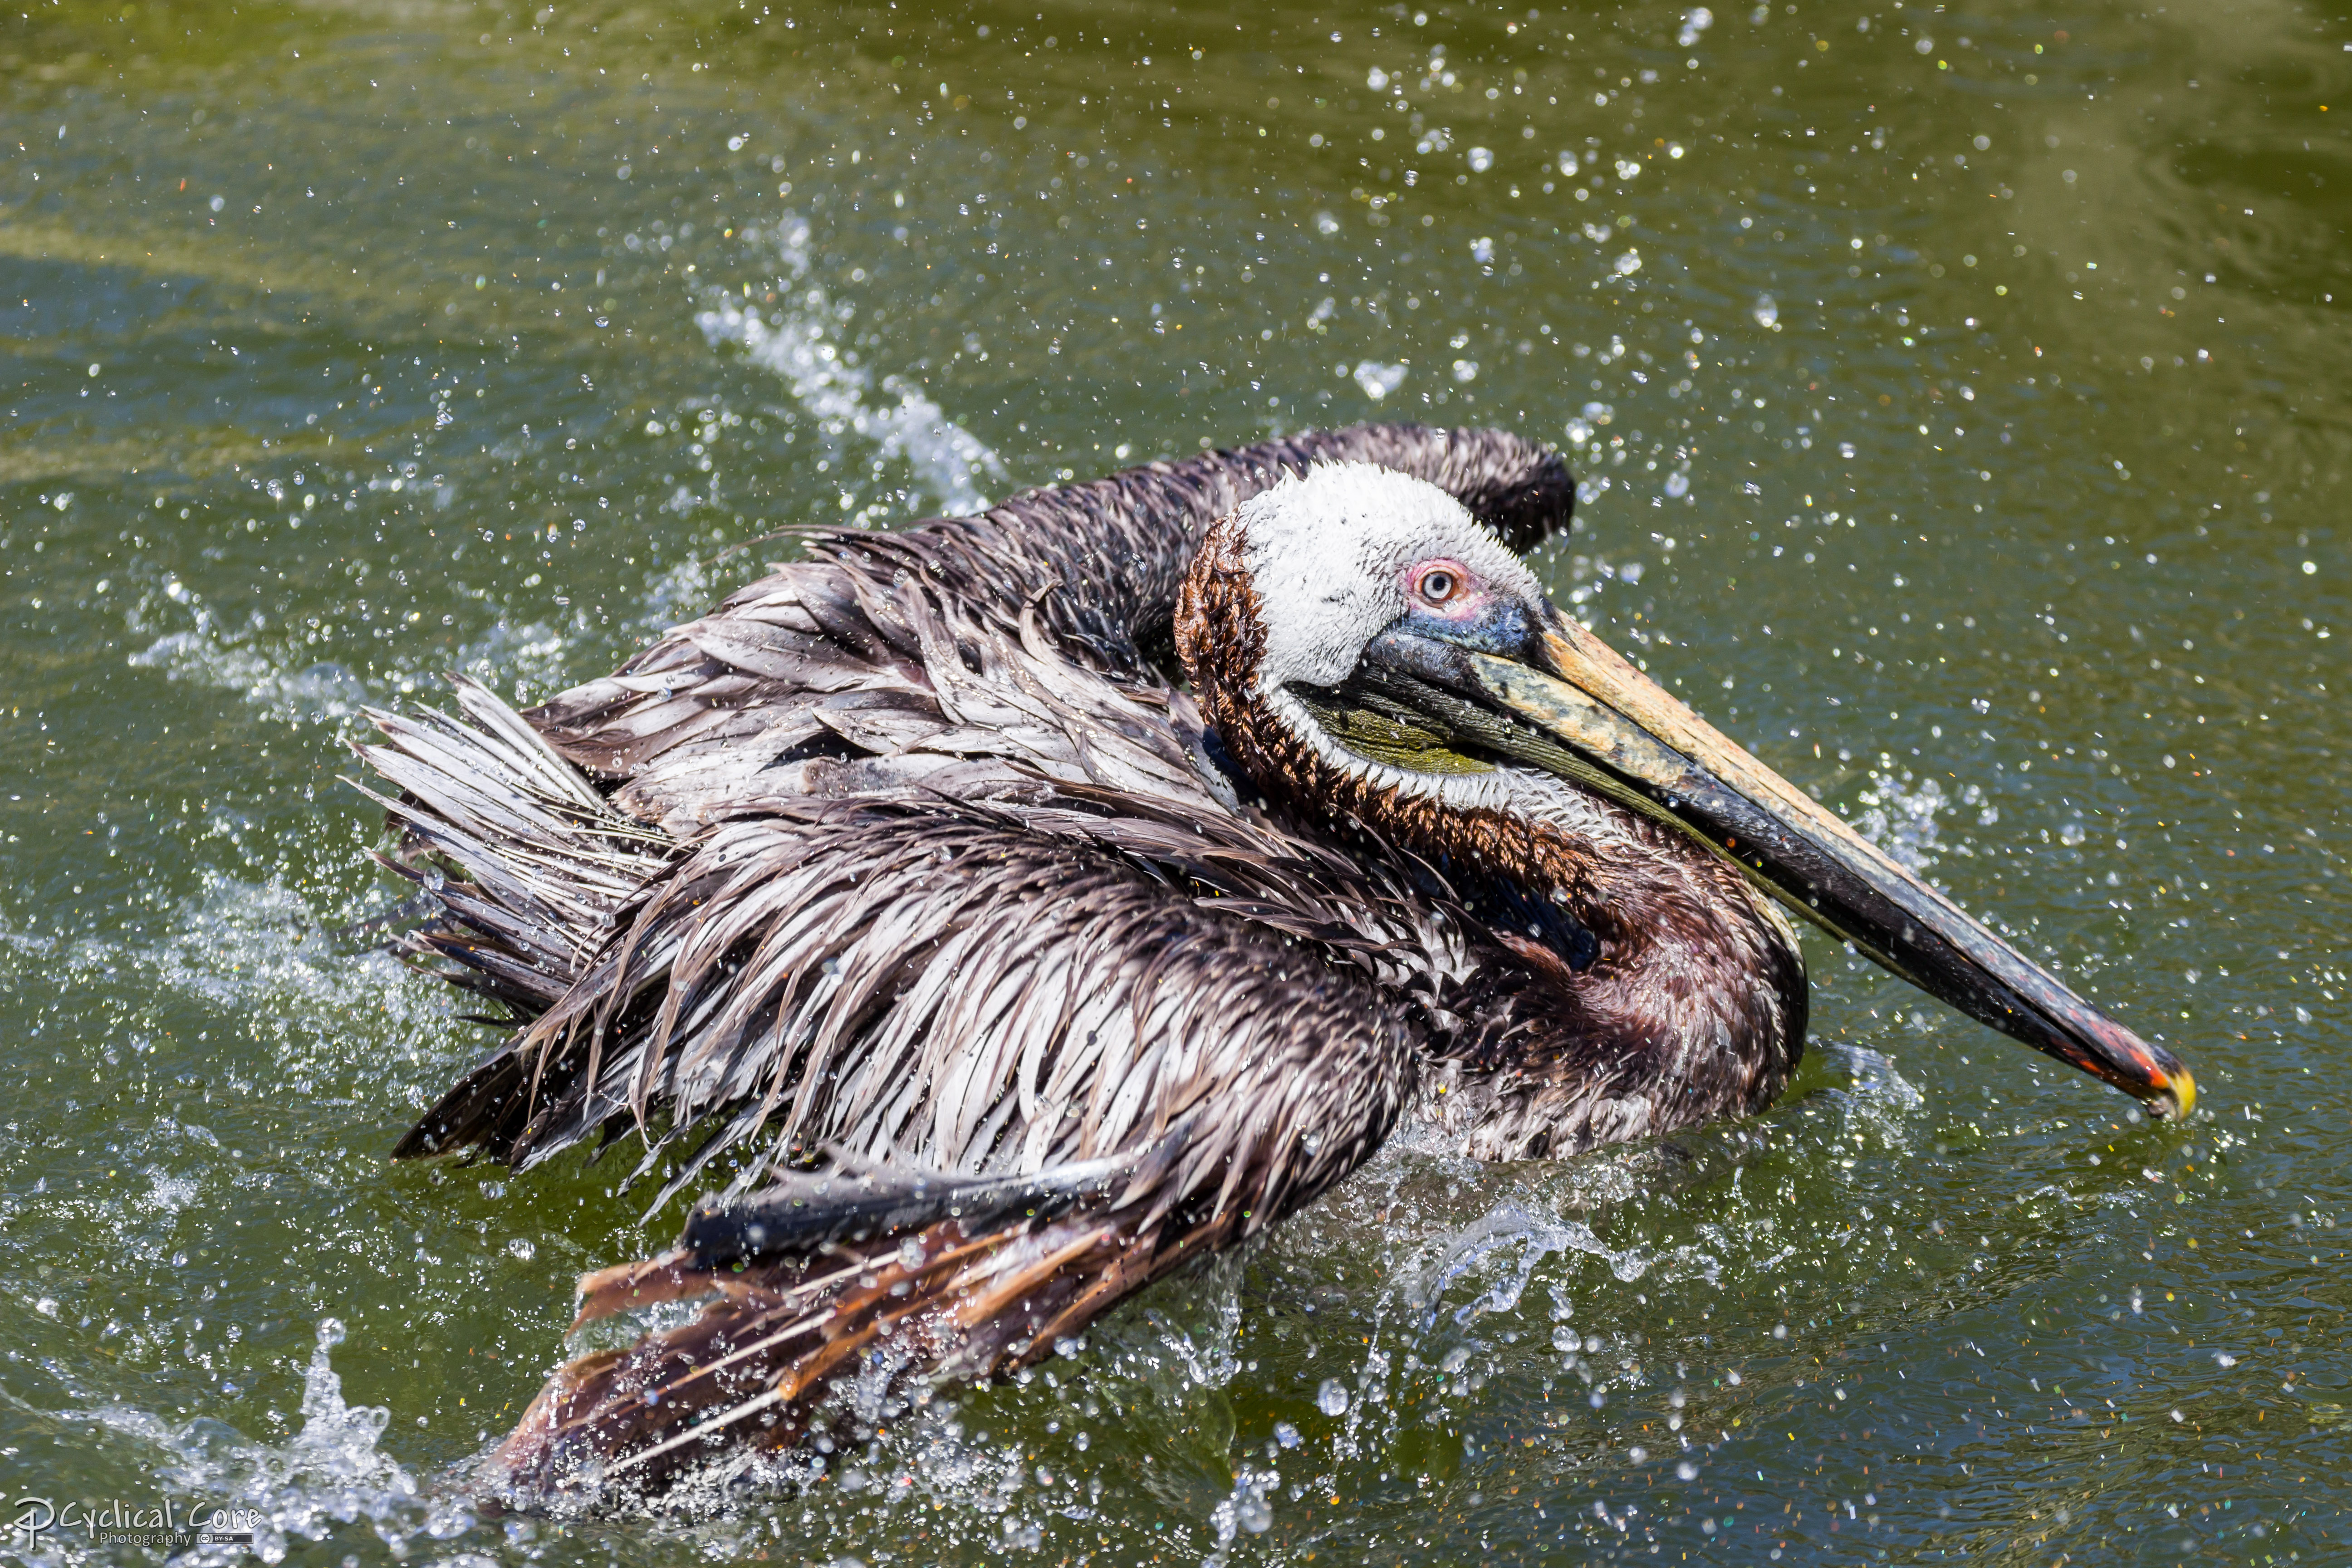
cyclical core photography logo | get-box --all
[9,1493,264,1553]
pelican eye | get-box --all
[1414,564,1465,603]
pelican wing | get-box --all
[373,684,1450,1195]
[527,424,1571,833]
[372,687,1443,1501]
[422,781,1441,1501]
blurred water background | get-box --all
[1,0,2346,1561]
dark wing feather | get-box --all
[479,847,1428,1500]
[354,678,673,1017]
[527,423,1569,830]
[399,771,1458,1200]
[359,700,1444,1503]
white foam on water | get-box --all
[61,1320,474,1568]
[129,611,370,725]
[126,586,571,722]
[696,216,1004,520]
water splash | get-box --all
[68,1321,468,1567]
[1815,1042,1928,1150]
[1285,1165,1724,1488]
[1853,768,1950,871]
[1406,1200,1717,1331]
[445,618,569,707]
[127,590,569,724]
[0,873,455,1122]
[1204,1462,1276,1560]
[130,606,369,725]
[135,877,426,1026]
[1148,1279,1245,1392]
[139,1169,202,1214]
[697,216,1004,519]
[636,556,717,637]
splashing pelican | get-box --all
[359,423,2191,1501]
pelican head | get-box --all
[1177,462,2194,1122]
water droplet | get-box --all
[1316,1378,1350,1416]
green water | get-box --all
[1,0,2345,1561]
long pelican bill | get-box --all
[1355,608,2195,1121]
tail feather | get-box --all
[485,1132,1204,1501]
[486,1207,1141,1502]
[573,1250,715,1327]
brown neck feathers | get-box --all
[1176,513,1805,1153]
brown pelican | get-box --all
[359,422,2191,1502]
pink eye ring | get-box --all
[1413,561,1468,604]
